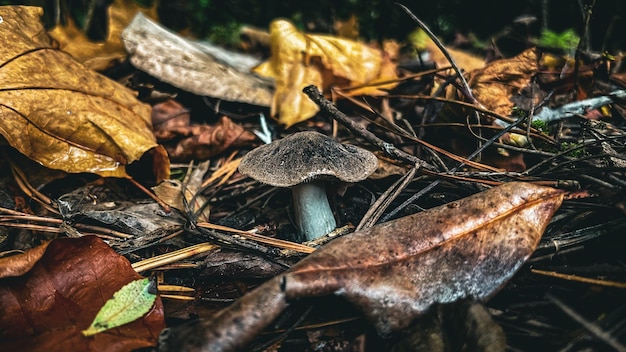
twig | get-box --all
[356,166,417,231]
[129,177,172,213]
[395,3,480,106]
[546,293,626,352]
[381,111,530,222]
[532,268,626,289]
[132,242,219,272]
[197,222,315,254]
[302,85,433,171]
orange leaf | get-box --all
[468,48,539,118]
[0,6,169,180]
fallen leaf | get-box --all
[0,241,50,278]
[253,19,397,127]
[159,182,566,352]
[48,0,158,71]
[122,13,273,106]
[83,278,158,336]
[435,48,541,171]
[466,48,539,118]
[407,28,485,72]
[152,161,211,221]
[151,99,191,141]
[0,6,169,180]
[0,236,165,352]
[162,116,256,162]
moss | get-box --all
[560,142,587,158]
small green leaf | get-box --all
[82,278,157,337]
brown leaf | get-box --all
[160,182,566,352]
[0,6,169,180]
[409,29,485,72]
[152,161,211,221]
[160,116,256,162]
[0,241,50,278]
[0,236,165,352]
[436,48,540,171]
[48,0,158,71]
[151,99,191,141]
[467,48,539,118]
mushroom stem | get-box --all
[291,181,337,242]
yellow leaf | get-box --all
[0,6,169,180]
[253,19,397,127]
[48,0,158,71]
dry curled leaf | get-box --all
[0,6,169,180]
[436,48,540,171]
[156,114,256,162]
[160,182,566,352]
[253,19,397,127]
[152,161,211,222]
[466,48,539,118]
[0,236,165,352]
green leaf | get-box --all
[82,278,157,337]
[538,29,580,51]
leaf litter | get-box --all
[0,2,625,352]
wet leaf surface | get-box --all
[0,236,165,352]
[160,182,565,351]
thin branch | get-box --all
[302,85,434,171]
[547,293,626,352]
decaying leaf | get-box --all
[466,48,539,118]
[0,236,165,351]
[159,182,566,352]
[48,0,158,71]
[152,161,211,222]
[442,48,539,139]
[83,278,158,336]
[0,6,169,180]
[253,19,397,127]
[122,13,273,106]
[158,115,256,162]
[435,48,540,171]
[151,99,191,141]
[151,100,257,162]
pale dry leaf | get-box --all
[122,13,273,106]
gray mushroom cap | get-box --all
[238,131,378,187]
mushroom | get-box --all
[238,131,378,242]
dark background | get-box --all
[155,0,626,52]
[3,1,625,53]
